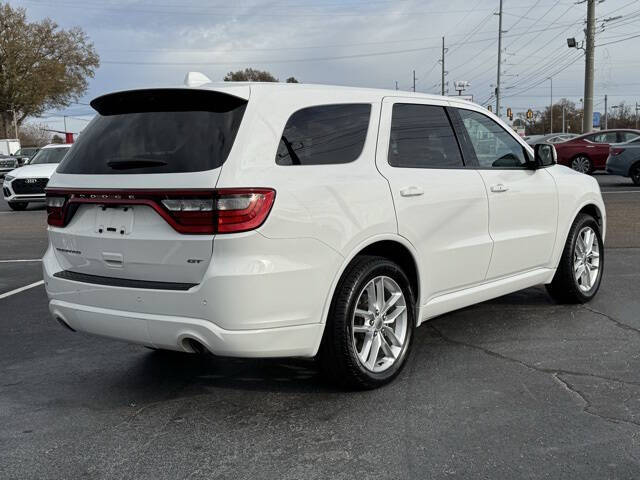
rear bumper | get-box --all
[43,231,343,357]
[49,299,323,357]
[605,156,630,177]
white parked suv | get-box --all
[43,76,605,389]
[3,144,72,210]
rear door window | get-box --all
[276,104,371,166]
[388,104,463,168]
[619,131,640,142]
[58,89,247,174]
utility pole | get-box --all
[562,105,566,133]
[63,116,68,135]
[582,0,595,133]
[604,94,608,129]
[395,81,399,91]
[635,102,639,129]
[412,70,416,92]
[495,0,503,118]
[441,36,446,96]
[549,77,553,134]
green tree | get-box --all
[0,3,99,138]
[223,68,300,83]
[224,68,278,82]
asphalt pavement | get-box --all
[0,174,639,479]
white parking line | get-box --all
[0,280,44,300]
[0,259,42,263]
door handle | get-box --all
[400,186,424,197]
[490,184,509,193]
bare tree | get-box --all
[0,3,99,137]
[19,123,52,147]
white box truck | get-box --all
[0,139,21,156]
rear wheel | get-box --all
[8,201,28,211]
[546,213,604,304]
[630,163,640,185]
[320,255,415,390]
[571,155,592,174]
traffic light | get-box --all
[487,105,493,112]
[507,107,512,118]
[526,109,533,119]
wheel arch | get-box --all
[628,159,640,178]
[319,235,421,328]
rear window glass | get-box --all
[276,104,371,166]
[58,89,247,175]
[388,104,463,168]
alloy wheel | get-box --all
[571,156,591,174]
[351,276,408,373]
[573,226,600,292]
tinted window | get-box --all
[458,109,527,168]
[58,89,247,174]
[30,148,70,165]
[590,132,618,143]
[620,131,640,142]
[276,104,371,166]
[388,104,463,168]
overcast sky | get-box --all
[9,0,640,135]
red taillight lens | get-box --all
[610,147,625,156]
[45,188,275,234]
[215,189,276,233]
[46,195,67,227]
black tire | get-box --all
[319,255,415,390]
[546,213,604,304]
[630,163,640,186]
[570,155,592,174]
[8,201,28,211]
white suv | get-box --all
[3,144,72,210]
[43,76,606,389]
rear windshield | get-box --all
[58,89,247,175]
[30,148,70,164]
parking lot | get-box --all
[1,174,639,479]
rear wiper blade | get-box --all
[107,160,168,170]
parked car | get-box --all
[2,143,72,210]
[0,154,21,177]
[554,129,640,174]
[526,133,578,146]
[42,78,606,389]
[14,146,40,164]
[606,137,640,185]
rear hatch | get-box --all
[46,88,249,285]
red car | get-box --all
[554,129,640,174]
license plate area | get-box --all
[94,205,134,236]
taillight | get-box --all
[216,189,276,233]
[46,195,67,227]
[610,147,625,156]
[45,188,275,234]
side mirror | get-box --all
[534,143,557,167]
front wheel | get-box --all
[320,255,415,390]
[8,201,28,211]
[630,163,640,185]
[571,155,592,174]
[546,213,604,304]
